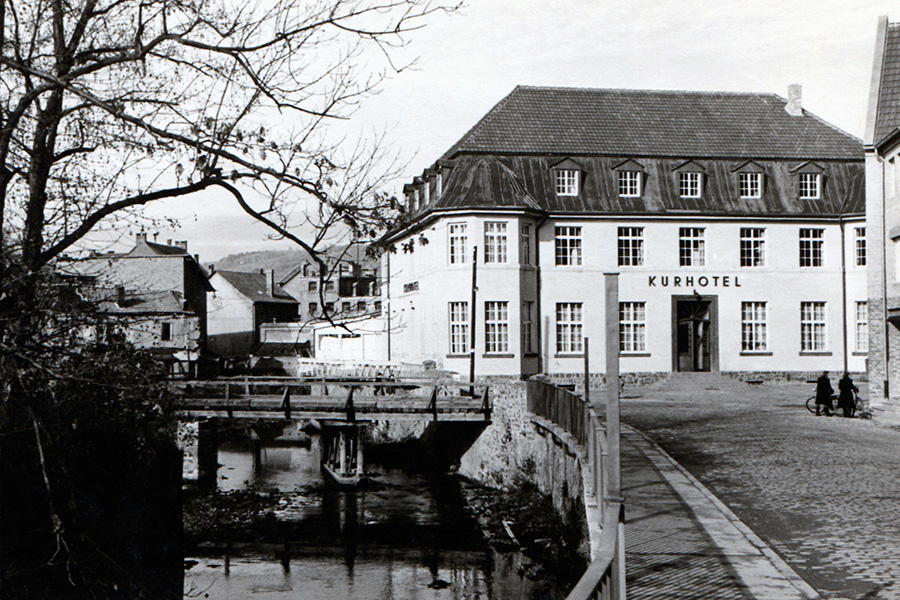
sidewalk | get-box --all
[621,424,818,600]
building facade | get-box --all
[382,86,866,380]
[864,16,900,418]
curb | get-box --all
[624,424,821,600]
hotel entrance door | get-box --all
[674,299,714,372]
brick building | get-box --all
[864,16,900,418]
[381,86,866,380]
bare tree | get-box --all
[0,1,455,596]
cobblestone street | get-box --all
[612,375,900,599]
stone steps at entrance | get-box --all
[644,372,750,396]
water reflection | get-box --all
[185,432,565,600]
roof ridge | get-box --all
[514,84,775,97]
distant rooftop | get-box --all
[872,22,900,147]
[215,270,296,304]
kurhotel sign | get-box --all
[647,275,742,288]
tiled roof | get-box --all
[443,86,862,160]
[426,157,542,212]
[99,290,191,314]
[874,23,900,146]
[217,270,297,304]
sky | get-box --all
[141,0,898,263]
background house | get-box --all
[207,269,299,358]
[72,233,213,376]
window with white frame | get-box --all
[679,227,705,267]
[484,222,508,264]
[448,301,469,355]
[556,303,583,354]
[800,302,826,352]
[739,172,762,198]
[555,226,582,266]
[799,228,824,267]
[520,223,533,265]
[484,301,509,354]
[618,171,641,197]
[619,302,646,353]
[555,170,579,196]
[799,173,821,199]
[522,301,535,354]
[855,227,866,267]
[741,302,767,352]
[679,172,701,198]
[856,301,868,353]
[618,227,644,266]
[740,228,766,267]
[449,223,467,265]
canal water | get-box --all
[184,428,569,599]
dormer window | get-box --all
[739,173,762,198]
[799,173,820,199]
[791,161,825,200]
[555,170,579,196]
[733,160,765,199]
[613,159,644,198]
[679,172,701,198]
[618,171,641,197]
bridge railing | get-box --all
[527,378,625,600]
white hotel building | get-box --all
[380,86,867,380]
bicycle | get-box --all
[805,392,860,416]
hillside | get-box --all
[210,245,377,281]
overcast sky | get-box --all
[141,0,898,263]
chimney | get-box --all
[785,84,802,116]
[175,240,188,251]
[116,285,125,305]
[266,269,275,296]
[166,239,172,246]
[209,264,215,275]
[135,232,147,244]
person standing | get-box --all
[837,373,858,418]
[815,371,834,416]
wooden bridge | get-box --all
[175,376,491,487]
[173,377,491,422]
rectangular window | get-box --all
[520,223,532,265]
[618,171,641,197]
[357,301,366,312]
[324,280,335,292]
[556,303,584,354]
[799,228,824,267]
[308,280,318,292]
[739,172,762,198]
[449,301,469,355]
[449,223,467,264]
[160,322,172,341]
[801,302,826,352]
[325,302,334,312]
[555,170,579,196]
[740,227,766,267]
[618,227,645,266]
[484,222,508,264]
[309,302,318,315]
[856,301,868,353]
[741,302,767,352]
[484,301,509,354]
[522,301,535,354]
[342,301,351,312]
[679,172,701,198]
[619,302,646,353]
[374,300,382,313]
[679,227,705,267]
[799,173,820,199]
[855,227,866,267]
[555,226,582,266]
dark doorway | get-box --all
[674,299,713,372]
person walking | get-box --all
[837,372,858,418]
[815,371,834,416]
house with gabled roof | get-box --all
[380,85,866,380]
[865,16,900,419]
[207,268,299,358]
